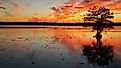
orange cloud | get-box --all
[41,0,121,23]
[0,0,31,22]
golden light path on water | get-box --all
[0,27,121,68]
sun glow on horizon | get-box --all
[0,0,121,23]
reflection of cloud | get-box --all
[53,30,89,53]
[83,44,113,66]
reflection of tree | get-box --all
[82,6,114,66]
[82,38,113,66]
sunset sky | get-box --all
[0,0,121,22]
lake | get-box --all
[0,27,121,68]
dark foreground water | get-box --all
[0,28,121,68]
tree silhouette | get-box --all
[83,6,114,32]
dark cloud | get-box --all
[83,0,90,2]
[0,6,6,9]
[0,0,6,10]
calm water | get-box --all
[0,28,121,68]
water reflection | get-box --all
[83,26,114,66]
[0,28,121,68]
[53,28,115,67]
[83,36,113,66]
